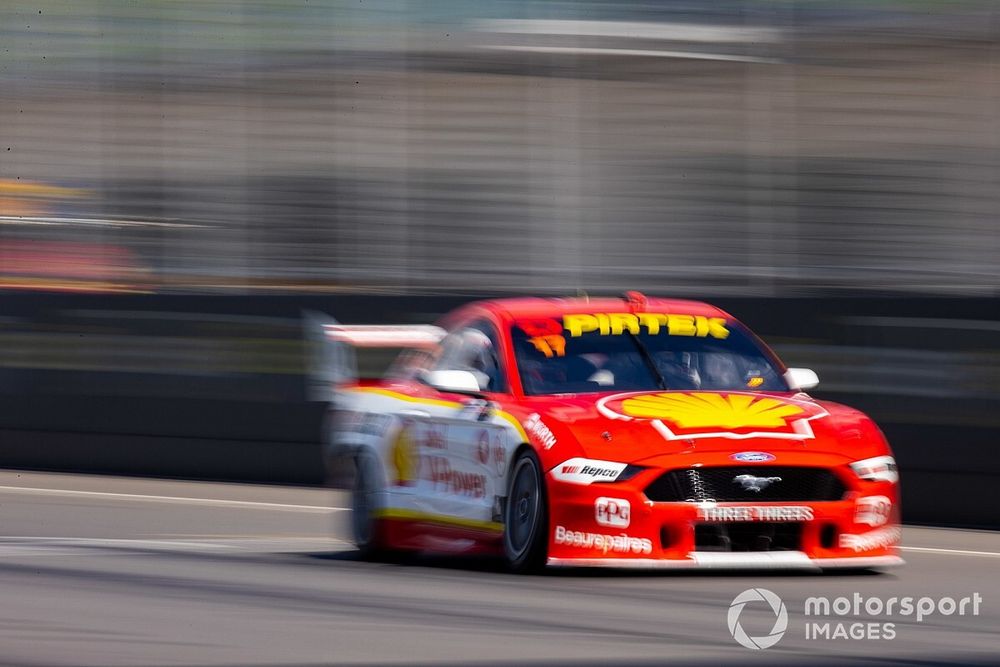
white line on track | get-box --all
[480,45,781,64]
[901,546,1000,558]
[0,536,353,558]
[472,19,782,42]
[0,537,238,551]
[0,485,347,513]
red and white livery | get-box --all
[319,294,903,571]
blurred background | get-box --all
[1,1,998,523]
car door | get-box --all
[402,319,512,531]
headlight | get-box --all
[611,464,647,483]
[850,456,898,483]
[550,458,644,485]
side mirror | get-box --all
[424,369,483,394]
[785,368,819,391]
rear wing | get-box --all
[304,310,445,401]
[322,324,446,349]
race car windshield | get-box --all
[511,316,788,395]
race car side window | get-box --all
[432,320,507,393]
[388,347,437,380]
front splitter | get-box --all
[547,552,905,570]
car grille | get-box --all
[695,522,803,552]
[644,466,847,502]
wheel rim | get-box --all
[506,457,540,560]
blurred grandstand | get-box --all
[2,0,999,295]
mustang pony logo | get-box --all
[620,393,804,429]
[733,474,782,492]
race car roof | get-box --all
[481,296,731,322]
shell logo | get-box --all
[391,426,418,486]
[621,393,805,430]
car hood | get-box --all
[522,390,883,466]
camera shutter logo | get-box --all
[728,588,788,650]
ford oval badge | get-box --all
[731,451,775,463]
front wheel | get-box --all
[503,450,548,573]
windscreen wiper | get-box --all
[626,332,667,390]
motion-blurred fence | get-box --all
[3,1,1000,294]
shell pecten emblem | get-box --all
[622,393,804,430]
[391,425,418,486]
[597,391,827,441]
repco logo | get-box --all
[560,465,615,477]
[581,466,617,478]
[595,497,631,528]
[550,458,628,485]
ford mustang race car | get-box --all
[317,293,902,572]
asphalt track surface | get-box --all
[0,471,997,667]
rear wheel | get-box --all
[352,450,386,559]
[503,449,548,572]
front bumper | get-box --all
[545,465,902,570]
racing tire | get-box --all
[503,449,548,573]
[352,450,388,560]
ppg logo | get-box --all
[594,497,631,528]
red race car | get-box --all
[317,293,902,572]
